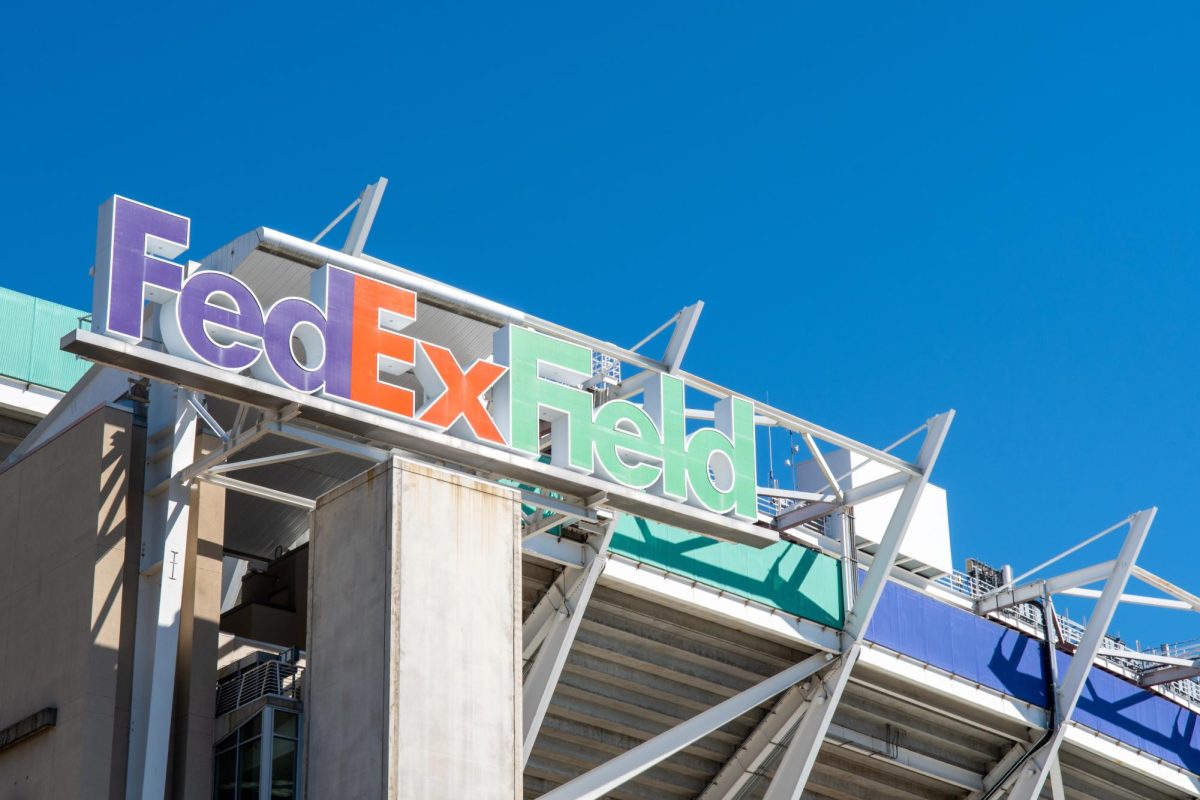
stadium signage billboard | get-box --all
[91,196,758,522]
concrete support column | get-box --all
[305,456,521,800]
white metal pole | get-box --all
[126,382,198,800]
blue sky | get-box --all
[2,3,1197,646]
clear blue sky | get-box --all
[2,3,1197,646]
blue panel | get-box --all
[1065,650,1200,772]
[866,578,1048,706]
[866,575,1200,773]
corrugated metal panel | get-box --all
[521,579,1009,800]
[0,287,90,392]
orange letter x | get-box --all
[414,341,508,444]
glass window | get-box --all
[214,748,238,800]
[214,709,301,800]
[273,711,297,739]
[242,714,262,741]
[238,738,261,799]
[270,737,297,799]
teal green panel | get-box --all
[609,515,844,628]
[0,287,90,392]
[0,288,37,386]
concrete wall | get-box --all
[306,457,521,800]
[0,404,143,800]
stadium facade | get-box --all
[1,184,1198,800]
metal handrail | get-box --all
[215,659,304,717]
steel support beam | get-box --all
[762,410,954,800]
[521,492,603,540]
[536,651,834,800]
[772,500,837,530]
[523,511,580,539]
[522,572,582,662]
[772,470,909,531]
[1097,648,1196,667]
[186,391,229,442]
[1132,565,1200,611]
[523,532,590,568]
[698,684,812,800]
[662,301,703,372]
[173,413,278,488]
[966,743,1028,800]
[975,560,1115,615]
[126,383,197,800]
[220,556,249,613]
[520,489,602,521]
[1060,587,1193,610]
[343,177,387,257]
[800,431,843,502]
[1048,754,1065,800]
[761,647,861,800]
[522,517,617,764]
[1139,663,1200,687]
[198,473,317,510]
[1004,507,1156,800]
[206,446,330,474]
[272,420,389,462]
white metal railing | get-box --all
[216,658,304,717]
[1146,637,1200,662]
[934,569,1200,706]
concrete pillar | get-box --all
[305,456,521,800]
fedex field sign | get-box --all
[93,196,757,521]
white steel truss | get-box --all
[760,410,954,800]
[125,382,198,800]
[522,514,618,764]
[968,508,1159,800]
[697,683,812,800]
[536,410,955,800]
[536,651,836,800]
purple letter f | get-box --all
[93,196,190,343]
